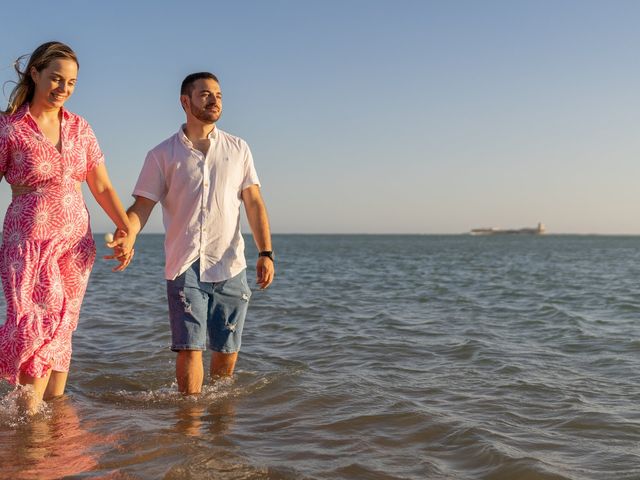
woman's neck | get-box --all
[28,102,60,121]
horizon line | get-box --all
[92,231,640,236]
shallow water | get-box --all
[1,234,640,479]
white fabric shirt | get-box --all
[133,125,260,281]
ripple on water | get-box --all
[164,459,306,480]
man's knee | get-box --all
[177,350,203,361]
[211,352,238,377]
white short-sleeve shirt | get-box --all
[133,125,260,282]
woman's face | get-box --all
[30,58,78,109]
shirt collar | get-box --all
[60,106,71,120]
[178,123,218,148]
[13,103,30,121]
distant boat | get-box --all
[470,222,546,236]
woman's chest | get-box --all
[9,126,87,182]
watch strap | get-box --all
[259,250,274,261]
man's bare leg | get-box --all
[210,352,238,378]
[176,350,203,395]
[18,370,52,414]
[43,371,68,400]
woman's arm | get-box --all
[86,163,135,270]
[86,163,129,230]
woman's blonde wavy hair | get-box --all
[2,41,79,115]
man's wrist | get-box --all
[258,250,274,262]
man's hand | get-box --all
[256,256,274,289]
[104,228,136,272]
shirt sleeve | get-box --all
[241,141,260,191]
[132,151,165,202]
[85,123,105,173]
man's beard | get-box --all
[190,103,220,124]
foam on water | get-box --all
[0,385,52,427]
[106,379,235,405]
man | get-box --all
[121,72,274,395]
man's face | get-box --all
[183,78,222,124]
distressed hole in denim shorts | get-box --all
[178,290,192,314]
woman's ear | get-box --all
[30,66,39,84]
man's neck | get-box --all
[183,119,216,143]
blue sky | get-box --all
[1,0,639,234]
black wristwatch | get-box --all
[259,250,274,262]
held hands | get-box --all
[256,256,274,290]
[104,228,136,271]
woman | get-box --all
[0,41,133,413]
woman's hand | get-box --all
[104,228,136,271]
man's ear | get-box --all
[180,95,188,111]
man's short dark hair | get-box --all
[180,72,219,96]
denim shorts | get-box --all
[166,261,252,353]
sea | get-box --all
[0,234,639,480]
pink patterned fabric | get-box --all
[0,104,103,383]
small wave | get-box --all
[610,301,640,313]
[164,457,306,480]
[431,425,576,480]
[436,339,487,362]
[536,303,588,325]
[626,339,640,352]
[482,457,574,480]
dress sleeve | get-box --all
[132,151,165,202]
[85,123,105,173]
[240,141,260,191]
[0,118,10,176]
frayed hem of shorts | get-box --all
[211,348,241,354]
[171,345,206,352]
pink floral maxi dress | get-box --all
[0,105,103,383]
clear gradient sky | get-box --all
[1,0,639,234]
